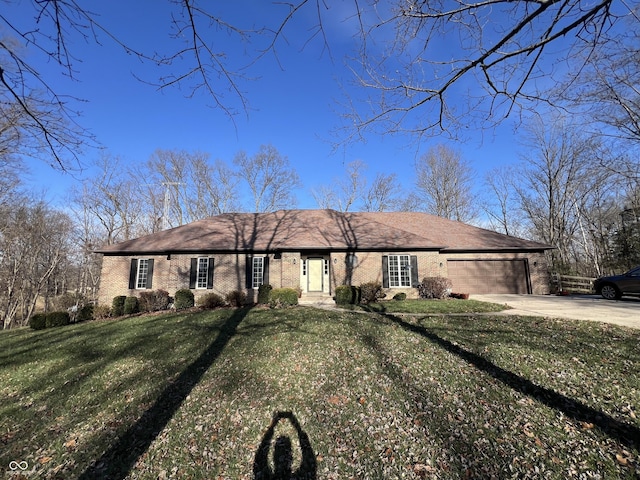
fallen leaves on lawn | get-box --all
[3,309,640,479]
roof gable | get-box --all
[96,209,551,254]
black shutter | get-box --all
[129,259,138,289]
[189,258,197,289]
[382,256,389,288]
[246,255,253,289]
[207,258,214,289]
[263,256,269,286]
[146,259,154,289]
[410,255,419,287]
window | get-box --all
[324,259,329,275]
[189,257,214,289]
[136,259,149,288]
[129,258,154,290]
[388,255,411,287]
[252,256,264,289]
[302,259,307,276]
[196,257,210,289]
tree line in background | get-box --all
[1,2,640,328]
[1,115,639,329]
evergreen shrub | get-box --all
[124,296,139,315]
[46,311,70,328]
[269,288,299,308]
[174,289,195,309]
[29,313,47,330]
[335,285,361,305]
[112,296,126,316]
[77,304,94,322]
[258,284,273,304]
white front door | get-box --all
[307,258,324,292]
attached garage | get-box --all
[447,259,531,294]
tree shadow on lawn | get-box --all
[381,312,640,451]
[78,307,250,480]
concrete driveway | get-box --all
[472,294,640,330]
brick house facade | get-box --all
[96,210,552,305]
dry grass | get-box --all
[1,306,639,479]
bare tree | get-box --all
[557,28,640,145]
[362,173,402,212]
[0,199,73,329]
[413,145,478,222]
[482,166,526,237]
[313,160,402,212]
[72,155,145,245]
[233,144,300,212]
[513,116,610,272]
[2,1,633,165]
[312,160,367,212]
[140,150,241,228]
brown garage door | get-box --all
[447,259,530,294]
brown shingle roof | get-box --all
[96,209,550,254]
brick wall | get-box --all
[98,252,304,306]
[329,251,443,299]
[98,249,551,305]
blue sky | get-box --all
[15,1,524,209]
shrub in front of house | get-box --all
[225,290,247,308]
[335,285,361,305]
[174,289,195,309]
[77,304,94,322]
[257,284,272,304]
[46,311,70,328]
[93,304,111,320]
[112,295,126,317]
[417,277,453,299]
[139,289,170,312]
[393,292,407,301]
[198,293,226,309]
[29,313,47,330]
[269,288,299,308]
[123,296,139,315]
[359,282,385,304]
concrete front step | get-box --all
[299,294,334,306]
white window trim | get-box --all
[252,256,264,289]
[388,254,411,288]
[136,259,149,289]
[196,257,210,289]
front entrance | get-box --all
[307,258,324,292]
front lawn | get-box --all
[1,307,639,479]
[351,298,509,314]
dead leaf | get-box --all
[580,422,595,429]
[327,395,348,405]
[616,453,628,466]
[64,438,77,448]
[39,456,53,464]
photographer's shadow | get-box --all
[253,411,317,480]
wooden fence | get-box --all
[551,274,596,294]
